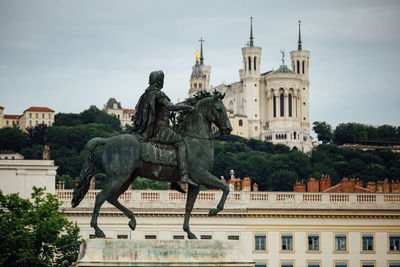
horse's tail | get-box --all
[71,137,107,208]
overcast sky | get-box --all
[0,0,399,129]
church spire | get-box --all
[249,16,254,47]
[298,20,302,50]
[199,37,204,65]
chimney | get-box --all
[307,178,320,192]
[383,179,390,193]
[89,176,95,190]
[355,178,363,188]
[341,178,356,193]
[294,181,306,192]
[320,175,332,192]
[242,177,251,191]
[376,180,384,193]
[366,181,376,192]
[253,183,258,192]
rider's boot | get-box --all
[177,142,198,187]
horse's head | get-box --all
[208,91,232,135]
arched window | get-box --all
[297,60,300,74]
[254,57,257,71]
[273,95,277,117]
[280,93,284,117]
[248,56,251,71]
[199,83,202,88]
[294,131,297,139]
[288,93,292,117]
[238,119,243,126]
[276,134,278,139]
[302,60,305,74]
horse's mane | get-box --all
[175,90,214,131]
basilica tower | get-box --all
[189,38,211,97]
[290,20,311,143]
[239,17,262,138]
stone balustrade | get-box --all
[57,189,400,211]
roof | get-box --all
[0,150,18,155]
[123,109,136,114]
[105,98,122,110]
[273,65,295,74]
[261,70,273,76]
[4,115,21,119]
[24,107,54,113]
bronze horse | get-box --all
[72,91,232,239]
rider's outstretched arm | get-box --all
[160,98,193,112]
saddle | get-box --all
[140,141,178,167]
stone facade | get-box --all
[190,20,312,152]
[103,98,136,128]
[0,106,54,130]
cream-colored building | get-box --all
[0,106,55,130]
[229,113,249,139]
[57,189,400,267]
[103,98,136,128]
[190,20,312,152]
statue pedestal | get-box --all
[72,239,253,267]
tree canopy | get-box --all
[0,187,83,267]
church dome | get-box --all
[273,65,295,74]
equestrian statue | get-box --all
[71,70,232,239]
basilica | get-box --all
[189,19,312,152]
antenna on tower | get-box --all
[298,20,302,50]
[199,37,205,65]
[249,17,254,47]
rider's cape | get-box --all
[132,87,169,140]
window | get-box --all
[281,263,293,267]
[307,263,320,267]
[288,93,292,117]
[362,234,374,251]
[308,234,319,251]
[273,96,276,117]
[48,114,51,119]
[255,233,266,251]
[294,132,297,139]
[248,56,251,71]
[29,120,32,126]
[117,234,128,239]
[297,60,300,73]
[389,234,400,251]
[36,113,38,118]
[335,263,347,267]
[255,263,266,267]
[254,57,257,71]
[42,113,45,119]
[199,83,202,88]
[36,120,38,125]
[194,83,197,88]
[48,121,51,126]
[6,120,8,125]
[281,234,293,251]
[238,119,243,126]
[389,263,400,267]
[228,235,239,240]
[29,113,32,118]
[302,60,305,74]
[335,234,347,251]
[280,93,284,117]
[255,126,258,131]
[173,235,184,240]
[362,263,375,267]
[144,235,157,239]
[200,235,212,240]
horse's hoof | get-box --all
[95,228,106,238]
[208,208,219,217]
[188,233,197,239]
[128,220,136,231]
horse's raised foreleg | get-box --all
[90,185,115,238]
[198,171,230,216]
[107,175,137,232]
[183,184,200,239]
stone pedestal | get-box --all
[72,239,253,267]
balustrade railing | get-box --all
[55,189,400,209]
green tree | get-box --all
[26,124,48,146]
[0,187,83,267]
[312,121,333,143]
[0,127,28,152]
